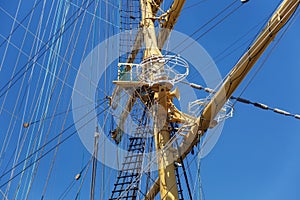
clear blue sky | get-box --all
[0,0,299,200]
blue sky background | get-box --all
[0,0,299,199]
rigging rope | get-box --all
[11,0,52,197]
[182,0,209,11]
[178,2,244,55]
[0,0,23,72]
[0,98,107,182]
[170,0,240,53]
[0,5,100,91]
[0,0,118,198]
[38,1,101,197]
[160,128,223,200]
[0,1,99,192]
[0,0,96,99]
[74,157,93,200]
[20,1,71,197]
[179,156,193,200]
[2,0,52,195]
[217,0,300,110]
[23,100,97,127]
[232,6,300,109]
[1,0,53,194]
[57,158,92,200]
[188,82,300,120]
[0,106,109,189]
[0,0,43,49]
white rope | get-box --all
[0,0,23,71]
[12,0,64,196]
[0,5,100,90]
[11,0,50,198]
[68,1,119,27]
[22,1,71,198]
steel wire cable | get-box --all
[57,158,92,200]
[0,0,96,99]
[0,98,107,182]
[15,1,70,197]
[0,0,23,71]
[0,0,43,48]
[170,0,239,53]
[35,1,97,197]
[0,106,110,189]
[0,5,101,91]
[178,2,243,55]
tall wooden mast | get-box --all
[143,0,300,198]
[113,0,187,199]
[112,0,300,199]
[139,0,186,199]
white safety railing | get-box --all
[188,99,234,123]
[117,55,189,86]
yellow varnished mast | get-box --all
[112,0,300,199]
[142,0,300,199]
[139,0,186,199]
